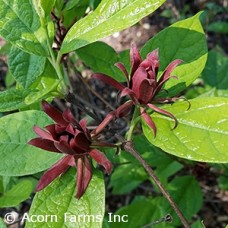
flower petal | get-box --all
[54,141,76,155]
[130,43,142,77]
[35,155,73,191]
[116,101,133,118]
[115,62,129,84]
[28,138,60,152]
[91,112,115,137]
[147,103,178,129]
[158,59,182,85]
[154,76,178,96]
[42,100,68,126]
[76,158,83,199]
[92,73,125,91]
[89,149,112,174]
[33,126,53,140]
[82,157,92,197]
[45,124,58,140]
[70,131,91,153]
[79,118,91,140]
[63,108,78,126]
[140,107,156,137]
[137,79,155,104]
[140,49,159,76]
[120,88,138,104]
[131,67,148,99]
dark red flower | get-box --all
[92,44,183,136]
[28,100,114,199]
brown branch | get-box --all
[115,134,190,228]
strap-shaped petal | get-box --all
[115,62,129,85]
[131,66,148,100]
[147,103,178,129]
[92,73,125,91]
[63,108,80,127]
[28,138,60,152]
[70,132,91,152]
[79,118,91,140]
[140,107,157,137]
[33,126,54,140]
[158,59,182,85]
[54,140,76,155]
[75,157,92,199]
[35,155,73,191]
[89,149,112,174]
[116,101,133,117]
[42,100,68,126]
[120,88,138,104]
[91,112,115,137]
[140,49,159,75]
[130,43,142,77]
[76,158,84,199]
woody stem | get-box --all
[115,135,190,228]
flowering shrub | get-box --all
[0,1,227,228]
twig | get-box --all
[142,214,172,227]
[115,134,190,228]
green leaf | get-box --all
[0,218,7,228]
[26,168,105,228]
[76,41,126,81]
[60,0,166,54]
[166,176,203,226]
[208,21,228,34]
[201,50,228,97]
[191,220,206,228]
[141,12,208,96]
[142,97,228,162]
[109,135,182,194]
[40,0,56,17]
[110,176,202,227]
[0,0,49,56]
[109,196,173,228]
[0,110,62,176]
[0,89,30,112]
[9,47,46,88]
[24,61,59,105]
[0,179,34,207]
[62,0,80,11]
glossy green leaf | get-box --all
[24,61,59,105]
[0,0,48,56]
[201,50,228,97]
[76,41,126,81]
[40,0,56,17]
[60,0,166,54]
[141,12,208,96]
[166,176,202,226]
[26,168,105,228]
[142,98,228,162]
[9,47,46,88]
[110,176,202,227]
[0,110,62,176]
[0,89,30,112]
[109,196,172,228]
[109,135,182,194]
[0,179,34,207]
